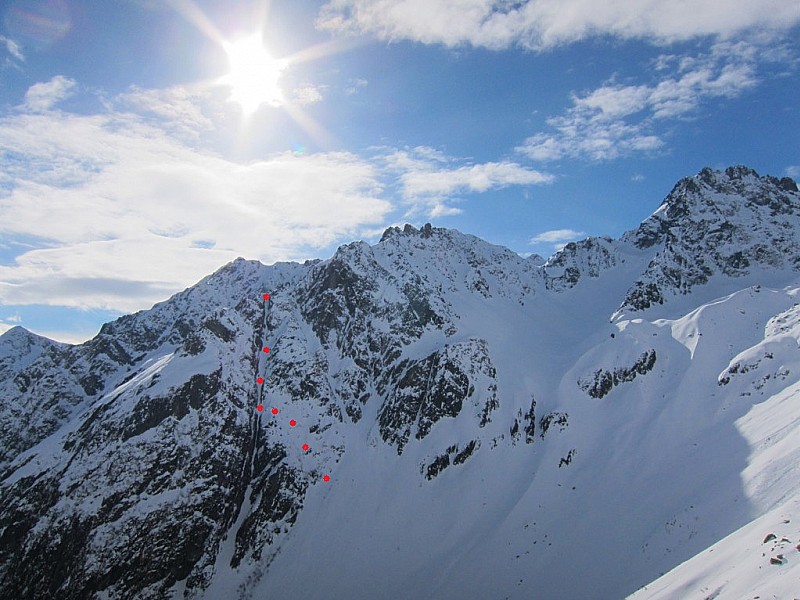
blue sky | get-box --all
[1,0,798,343]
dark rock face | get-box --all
[624,282,665,312]
[578,350,657,399]
[0,329,77,471]
[539,411,569,439]
[378,340,496,454]
[232,444,303,568]
[510,396,538,445]
[0,260,284,600]
[1,364,253,599]
[559,448,577,468]
[422,440,480,479]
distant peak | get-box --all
[0,325,62,348]
[0,325,24,340]
[626,165,800,250]
[1,325,35,341]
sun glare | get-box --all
[221,34,288,114]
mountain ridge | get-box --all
[1,165,800,599]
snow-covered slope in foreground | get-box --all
[2,166,800,600]
[630,384,800,600]
[629,297,800,600]
[629,496,800,600]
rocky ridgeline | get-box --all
[619,166,800,313]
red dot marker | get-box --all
[323,475,330,482]
[289,419,297,427]
[271,407,279,415]
[256,405,263,412]
[263,293,270,301]
[302,443,309,452]
[262,346,270,353]
[256,377,264,384]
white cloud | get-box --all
[116,85,215,139]
[292,84,327,105]
[648,61,757,119]
[401,161,553,196]
[317,0,800,50]
[529,228,585,244]
[573,84,650,119]
[785,166,800,178]
[429,203,462,217]
[382,147,552,218]
[519,118,662,162]
[1,35,24,62]
[517,43,762,162]
[0,322,15,336]
[22,76,76,112]
[631,174,645,182]
[0,108,391,312]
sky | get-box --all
[0,0,798,343]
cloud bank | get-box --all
[317,0,800,50]
[0,88,391,312]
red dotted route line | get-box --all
[258,292,330,483]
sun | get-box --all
[221,33,288,114]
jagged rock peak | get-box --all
[626,166,800,250]
[380,222,436,242]
[695,165,798,194]
[0,327,65,377]
[672,165,798,212]
[616,165,800,315]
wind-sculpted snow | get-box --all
[1,166,800,600]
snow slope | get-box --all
[629,295,800,600]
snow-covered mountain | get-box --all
[1,166,799,600]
